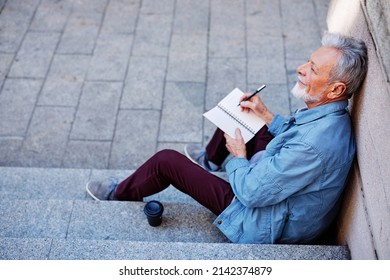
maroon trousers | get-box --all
[115,126,273,215]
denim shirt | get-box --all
[214,100,356,244]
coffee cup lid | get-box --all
[144,200,164,217]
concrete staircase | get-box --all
[0,167,351,260]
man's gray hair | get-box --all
[321,32,368,97]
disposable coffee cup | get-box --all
[144,200,164,227]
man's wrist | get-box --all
[262,110,275,126]
[234,151,247,158]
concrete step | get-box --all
[0,237,351,260]
[0,199,227,243]
[0,166,226,205]
[0,166,351,260]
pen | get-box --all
[237,84,266,106]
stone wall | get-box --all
[327,0,390,259]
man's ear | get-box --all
[328,82,346,99]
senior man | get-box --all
[86,33,368,244]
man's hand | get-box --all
[239,94,275,126]
[224,128,247,158]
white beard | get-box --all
[291,82,321,103]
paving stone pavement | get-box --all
[0,0,329,170]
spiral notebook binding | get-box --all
[218,104,256,135]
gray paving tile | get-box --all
[259,0,323,61]
[38,54,90,106]
[158,82,205,142]
[3,0,39,10]
[166,34,207,83]
[248,55,287,85]
[0,199,73,239]
[62,140,111,169]
[100,0,140,35]
[120,56,167,110]
[57,12,102,54]
[18,107,75,167]
[132,14,173,56]
[209,34,246,59]
[70,81,122,140]
[109,109,160,169]
[30,0,73,32]
[72,0,109,14]
[173,0,209,35]
[8,32,60,78]
[313,0,330,32]
[246,35,287,86]
[0,0,40,52]
[284,35,322,60]
[209,0,246,58]
[156,142,187,154]
[0,137,23,166]
[140,0,175,15]
[0,78,42,136]
[206,57,247,109]
[281,0,321,39]
[86,33,133,81]
[210,0,246,36]
[246,0,283,37]
[247,35,284,59]
[0,53,13,87]
[0,167,90,200]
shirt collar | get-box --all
[293,100,349,124]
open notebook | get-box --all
[204,88,266,143]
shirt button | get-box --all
[217,220,222,225]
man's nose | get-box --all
[296,62,308,76]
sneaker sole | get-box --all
[85,182,102,201]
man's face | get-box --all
[292,46,341,105]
